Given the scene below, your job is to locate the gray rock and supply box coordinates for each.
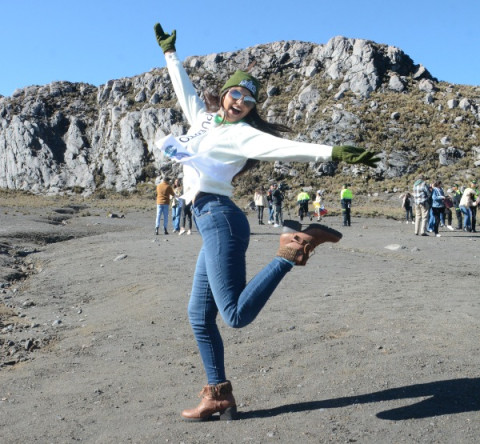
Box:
[418,78,437,92]
[425,93,434,104]
[266,86,279,97]
[440,136,451,145]
[447,99,459,109]
[391,112,401,120]
[437,147,465,166]
[134,90,147,102]
[297,85,320,111]
[382,151,413,178]
[304,65,318,77]
[388,75,405,92]
[459,98,471,111]
[334,90,345,100]
[413,64,433,80]
[385,244,404,251]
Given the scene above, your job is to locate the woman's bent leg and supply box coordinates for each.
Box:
[195,197,292,317]
[195,198,292,329]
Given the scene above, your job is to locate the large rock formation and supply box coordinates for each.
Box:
[1,36,479,195]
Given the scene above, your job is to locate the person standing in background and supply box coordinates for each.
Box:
[179,199,193,235]
[459,184,477,232]
[340,184,353,227]
[431,180,446,237]
[413,175,431,236]
[266,184,275,224]
[272,184,284,227]
[470,180,478,232]
[171,178,183,233]
[443,192,455,231]
[451,184,463,230]
[296,190,311,221]
[399,191,414,224]
[253,186,268,225]
[314,190,324,221]
[155,176,175,235]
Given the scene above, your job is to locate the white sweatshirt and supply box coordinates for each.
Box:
[158,52,333,203]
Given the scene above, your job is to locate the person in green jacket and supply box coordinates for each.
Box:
[451,184,463,230]
[340,184,353,226]
[296,190,311,221]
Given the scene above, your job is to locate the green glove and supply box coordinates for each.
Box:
[332,145,381,168]
[154,23,176,53]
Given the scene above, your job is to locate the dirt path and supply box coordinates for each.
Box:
[1,206,480,443]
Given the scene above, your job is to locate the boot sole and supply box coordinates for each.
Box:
[283,220,342,242]
[303,223,343,242]
[282,219,302,233]
[181,405,238,422]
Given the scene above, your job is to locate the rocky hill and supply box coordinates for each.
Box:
[1,36,479,197]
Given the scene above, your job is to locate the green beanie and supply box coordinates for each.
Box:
[220,70,260,101]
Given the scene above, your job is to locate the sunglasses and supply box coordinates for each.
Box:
[227,89,256,107]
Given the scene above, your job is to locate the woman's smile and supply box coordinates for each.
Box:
[221,87,254,122]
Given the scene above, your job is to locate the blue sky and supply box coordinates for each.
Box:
[1,0,479,97]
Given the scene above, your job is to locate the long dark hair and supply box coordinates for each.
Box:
[204,90,291,177]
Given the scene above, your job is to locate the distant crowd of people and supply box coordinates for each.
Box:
[252,184,331,227]
[156,178,343,235]
[155,175,479,238]
[155,176,192,236]
[404,176,479,237]
[253,183,286,227]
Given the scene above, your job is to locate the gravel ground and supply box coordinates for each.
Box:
[1,203,480,443]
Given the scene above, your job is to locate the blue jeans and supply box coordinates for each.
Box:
[274,204,283,225]
[405,206,413,222]
[460,206,471,230]
[268,205,274,222]
[427,208,435,231]
[155,204,169,229]
[172,204,182,231]
[190,194,293,384]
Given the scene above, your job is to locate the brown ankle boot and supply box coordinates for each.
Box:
[181,381,237,421]
[277,223,342,265]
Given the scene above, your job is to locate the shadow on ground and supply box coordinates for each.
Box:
[238,377,480,421]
